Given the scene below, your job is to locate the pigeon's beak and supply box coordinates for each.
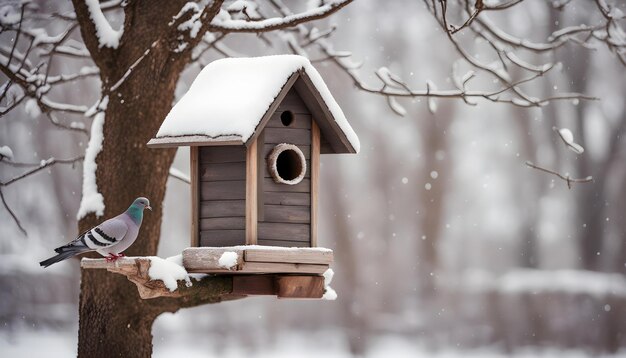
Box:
[146,205,152,211]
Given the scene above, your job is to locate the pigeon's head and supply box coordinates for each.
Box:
[132,197,152,211]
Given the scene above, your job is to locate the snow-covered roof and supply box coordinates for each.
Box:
[149,55,359,153]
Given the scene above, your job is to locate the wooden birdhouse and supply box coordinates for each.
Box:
[147,55,359,298]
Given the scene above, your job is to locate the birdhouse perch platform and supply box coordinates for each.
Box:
[81,246,333,300]
[182,246,333,274]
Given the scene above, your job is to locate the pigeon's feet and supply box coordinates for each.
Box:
[117,253,125,257]
[105,253,121,262]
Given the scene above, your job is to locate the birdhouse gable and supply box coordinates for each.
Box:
[147,55,359,154]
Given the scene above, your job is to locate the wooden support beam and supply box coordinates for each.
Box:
[233,275,325,299]
[191,146,199,247]
[276,276,325,299]
[311,121,320,247]
[232,275,275,296]
[245,139,258,245]
[241,261,328,275]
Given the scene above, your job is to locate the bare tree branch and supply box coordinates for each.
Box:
[1,155,84,187]
[0,186,27,236]
[525,161,593,189]
[208,0,353,33]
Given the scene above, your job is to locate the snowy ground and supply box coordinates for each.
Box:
[2,328,625,358]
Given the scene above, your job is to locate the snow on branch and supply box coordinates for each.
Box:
[1,155,84,187]
[77,98,108,220]
[0,6,93,133]
[109,41,157,92]
[0,152,84,236]
[209,0,353,33]
[84,0,123,49]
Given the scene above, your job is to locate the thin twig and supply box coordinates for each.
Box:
[0,187,27,236]
[525,161,593,189]
[1,155,84,186]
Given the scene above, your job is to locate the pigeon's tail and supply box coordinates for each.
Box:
[40,231,92,268]
[40,247,87,268]
[39,251,75,268]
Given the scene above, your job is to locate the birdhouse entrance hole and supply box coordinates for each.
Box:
[280,111,295,126]
[268,143,307,185]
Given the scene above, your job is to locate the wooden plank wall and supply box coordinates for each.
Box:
[198,146,247,246]
[259,90,313,247]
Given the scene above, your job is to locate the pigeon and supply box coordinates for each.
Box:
[40,197,151,268]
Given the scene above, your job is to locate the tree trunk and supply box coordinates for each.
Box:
[78,270,161,357]
[75,2,194,352]
[77,48,182,355]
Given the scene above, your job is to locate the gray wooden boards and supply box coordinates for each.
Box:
[258,96,313,247]
[182,246,333,275]
[199,146,247,246]
[244,71,357,154]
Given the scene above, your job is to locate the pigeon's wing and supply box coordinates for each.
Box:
[81,217,129,250]
[54,228,94,254]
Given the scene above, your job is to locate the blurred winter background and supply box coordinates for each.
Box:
[2,0,626,357]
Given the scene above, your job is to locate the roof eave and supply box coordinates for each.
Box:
[147,135,244,148]
[293,70,357,154]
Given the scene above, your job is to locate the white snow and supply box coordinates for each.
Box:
[387,96,407,116]
[24,99,41,118]
[0,145,13,160]
[322,268,337,300]
[77,105,107,220]
[217,251,239,269]
[70,121,86,129]
[85,0,123,49]
[227,0,261,19]
[322,286,337,300]
[556,127,584,154]
[110,42,156,92]
[323,268,334,286]
[10,327,626,358]
[155,55,359,152]
[165,254,184,266]
[173,2,203,39]
[169,167,191,184]
[558,127,573,143]
[426,80,438,114]
[148,256,192,292]
[0,4,20,25]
